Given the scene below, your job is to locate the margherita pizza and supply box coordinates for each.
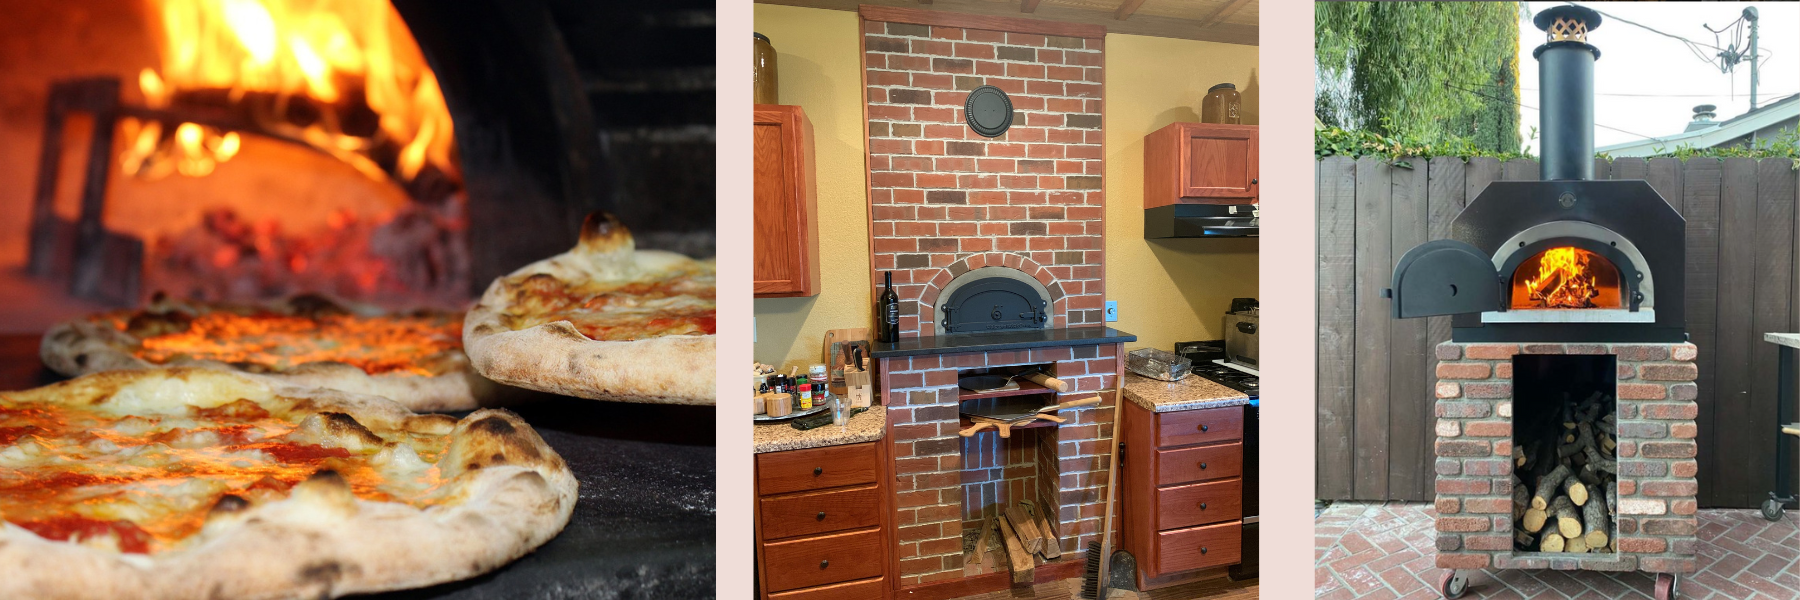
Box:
[0,368,575,599]
[464,212,715,404]
[41,294,490,412]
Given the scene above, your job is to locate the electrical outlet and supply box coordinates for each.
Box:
[1105,301,1119,322]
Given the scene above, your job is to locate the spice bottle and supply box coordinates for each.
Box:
[797,383,813,410]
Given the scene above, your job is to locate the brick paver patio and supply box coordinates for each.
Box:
[1315,503,1798,600]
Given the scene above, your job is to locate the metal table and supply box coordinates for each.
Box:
[1763,333,1800,521]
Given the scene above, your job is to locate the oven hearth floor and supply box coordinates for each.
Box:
[1316,503,1799,600]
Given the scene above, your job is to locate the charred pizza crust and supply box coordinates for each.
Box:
[464,213,715,405]
[40,295,493,412]
[0,368,576,600]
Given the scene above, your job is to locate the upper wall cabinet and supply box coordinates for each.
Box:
[754,104,821,298]
[1144,123,1259,207]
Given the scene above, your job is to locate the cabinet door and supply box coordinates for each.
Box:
[1180,124,1258,201]
[754,105,821,297]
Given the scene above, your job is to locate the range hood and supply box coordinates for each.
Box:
[1145,204,1258,238]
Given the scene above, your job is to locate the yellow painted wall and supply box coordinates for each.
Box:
[752,6,1261,368]
[1103,34,1260,353]
[753,5,872,372]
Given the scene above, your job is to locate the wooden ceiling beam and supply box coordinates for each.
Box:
[1021,0,1042,13]
[1197,0,1253,28]
[1114,0,1146,21]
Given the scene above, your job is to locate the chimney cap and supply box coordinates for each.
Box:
[1533,5,1603,34]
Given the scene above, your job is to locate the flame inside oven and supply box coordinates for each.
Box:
[123,0,458,186]
[1513,247,1622,310]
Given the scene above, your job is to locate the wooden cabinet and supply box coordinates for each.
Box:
[1143,122,1258,207]
[754,104,821,297]
[1120,400,1246,589]
[755,441,890,599]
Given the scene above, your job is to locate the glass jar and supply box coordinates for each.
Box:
[753,33,779,105]
[1201,83,1241,124]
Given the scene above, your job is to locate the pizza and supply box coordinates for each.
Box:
[464,212,715,404]
[40,294,491,412]
[0,368,575,599]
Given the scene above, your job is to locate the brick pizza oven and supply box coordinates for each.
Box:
[1387,7,1697,599]
[858,6,1131,593]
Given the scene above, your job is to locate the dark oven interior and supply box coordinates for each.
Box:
[1,0,714,335]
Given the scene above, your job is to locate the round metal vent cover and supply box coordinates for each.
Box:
[964,85,1013,137]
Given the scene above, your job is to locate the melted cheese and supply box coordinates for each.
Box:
[0,388,450,554]
[503,257,717,341]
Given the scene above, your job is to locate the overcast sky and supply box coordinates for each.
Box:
[1517,1,1798,150]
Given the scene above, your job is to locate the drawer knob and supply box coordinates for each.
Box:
[1199,502,1208,510]
[817,512,827,521]
[1200,547,1209,555]
[814,467,823,476]
[820,559,830,569]
[1200,424,1209,432]
[1199,462,1208,470]
[1251,179,1258,185]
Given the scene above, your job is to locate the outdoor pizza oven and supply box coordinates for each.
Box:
[1386,5,1685,344]
[1392,8,1700,597]
[1,0,712,331]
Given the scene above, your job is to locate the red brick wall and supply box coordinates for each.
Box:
[881,343,1121,585]
[862,18,1106,338]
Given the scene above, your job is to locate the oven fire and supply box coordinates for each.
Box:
[1517,247,1613,310]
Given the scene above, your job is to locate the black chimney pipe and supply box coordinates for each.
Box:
[1532,5,1602,181]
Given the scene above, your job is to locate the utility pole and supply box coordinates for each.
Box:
[1745,7,1759,109]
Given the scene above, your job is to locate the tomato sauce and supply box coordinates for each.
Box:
[14,516,154,554]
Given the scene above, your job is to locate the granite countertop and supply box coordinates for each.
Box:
[1121,372,1250,413]
[753,406,886,453]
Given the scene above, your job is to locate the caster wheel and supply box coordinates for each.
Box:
[1438,570,1469,599]
[1653,573,1680,600]
[1762,498,1786,522]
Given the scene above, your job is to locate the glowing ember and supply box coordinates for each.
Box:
[122,0,458,186]
[126,311,463,375]
[1522,247,1601,309]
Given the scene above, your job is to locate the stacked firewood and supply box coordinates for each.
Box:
[1511,391,1618,553]
[965,501,1063,583]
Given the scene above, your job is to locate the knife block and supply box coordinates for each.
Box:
[844,370,873,408]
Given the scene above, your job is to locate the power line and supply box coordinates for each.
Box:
[1446,81,1671,143]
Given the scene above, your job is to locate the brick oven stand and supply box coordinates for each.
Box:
[1432,342,1700,600]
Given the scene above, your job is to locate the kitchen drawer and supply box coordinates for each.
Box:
[1155,521,1242,574]
[759,485,883,540]
[762,528,886,593]
[757,442,879,496]
[1156,479,1242,531]
[1156,442,1242,486]
[1156,406,1243,448]
[767,577,886,600]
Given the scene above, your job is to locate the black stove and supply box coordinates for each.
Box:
[1174,340,1258,399]
[1191,361,1258,398]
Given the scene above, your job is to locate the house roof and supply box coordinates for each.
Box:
[1596,93,1799,157]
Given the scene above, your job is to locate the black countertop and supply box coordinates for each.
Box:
[868,327,1137,358]
[363,398,715,599]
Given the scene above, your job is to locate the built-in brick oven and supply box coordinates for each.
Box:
[1387,7,1697,598]
[859,5,1131,592]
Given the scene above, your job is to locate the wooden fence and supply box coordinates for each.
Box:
[1316,156,1800,508]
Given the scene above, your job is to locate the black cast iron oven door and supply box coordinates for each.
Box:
[1387,179,1685,343]
[941,277,1049,333]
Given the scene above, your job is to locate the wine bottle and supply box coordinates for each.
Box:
[878,271,900,342]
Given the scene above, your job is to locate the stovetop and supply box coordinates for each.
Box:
[1192,361,1258,399]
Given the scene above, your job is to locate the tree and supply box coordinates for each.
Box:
[1316,2,1522,152]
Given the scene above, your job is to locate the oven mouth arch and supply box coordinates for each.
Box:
[1488,220,1653,311]
[933,266,1054,336]
[1482,233,1651,324]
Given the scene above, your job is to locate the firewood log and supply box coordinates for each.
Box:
[1513,478,1532,520]
[1606,487,1617,516]
[1522,507,1549,533]
[1540,532,1565,552]
[1004,505,1045,555]
[996,516,1034,584]
[1566,477,1589,506]
[1515,445,1527,467]
[1582,484,1610,549]
[1584,445,1617,474]
[1566,535,1590,553]
[1515,528,1536,548]
[1533,464,1573,510]
[1552,495,1583,539]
